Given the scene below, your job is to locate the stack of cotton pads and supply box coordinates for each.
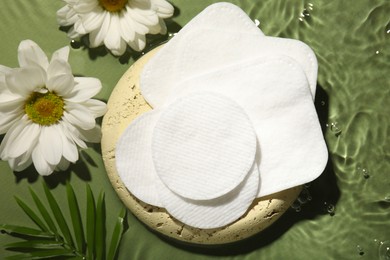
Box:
[115,2,328,229]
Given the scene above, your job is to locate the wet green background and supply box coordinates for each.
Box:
[0,0,389,259]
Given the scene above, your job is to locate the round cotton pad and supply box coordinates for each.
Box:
[158,162,260,229]
[152,92,257,200]
[115,109,163,207]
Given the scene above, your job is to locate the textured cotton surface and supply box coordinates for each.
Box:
[152,92,257,200]
[167,56,328,197]
[115,110,163,207]
[176,29,318,99]
[157,162,260,229]
[140,2,264,108]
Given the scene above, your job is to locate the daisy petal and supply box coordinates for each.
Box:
[148,19,165,34]
[73,0,98,13]
[76,125,102,143]
[89,12,110,47]
[57,5,74,26]
[153,0,175,18]
[57,157,71,171]
[0,65,12,75]
[128,7,158,26]
[9,153,33,172]
[0,93,24,111]
[74,19,88,35]
[119,14,136,42]
[104,14,127,55]
[68,26,84,39]
[123,8,149,35]
[8,122,40,158]
[5,67,46,96]
[51,46,70,62]
[81,8,105,32]
[47,59,72,79]
[0,111,22,135]
[47,74,74,96]
[32,143,55,176]
[58,122,79,162]
[82,99,107,117]
[18,40,49,70]
[39,125,63,165]
[65,77,102,102]
[0,119,26,159]
[64,103,95,130]
[128,33,146,52]
[61,120,88,149]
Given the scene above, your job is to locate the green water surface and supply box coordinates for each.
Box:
[0,0,389,259]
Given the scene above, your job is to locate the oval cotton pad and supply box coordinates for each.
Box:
[116,109,163,207]
[167,55,328,197]
[152,92,257,200]
[158,162,260,229]
[140,2,264,108]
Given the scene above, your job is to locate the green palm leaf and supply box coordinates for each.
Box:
[14,197,48,232]
[1,182,127,259]
[5,240,64,250]
[86,184,96,259]
[29,187,57,233]
[107,207,127,260]
[22,248,75,259]
[42,182,74,248]
[95,191,106,260]
[0,224,54,239]
[66,182,85,253]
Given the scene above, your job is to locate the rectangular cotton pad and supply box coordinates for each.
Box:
[140,2,264,108]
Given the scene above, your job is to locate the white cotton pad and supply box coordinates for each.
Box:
[115,109,163,207]
[158,162,260,229]
[140,2,264,108]
[167,55,328,197]
[151,92,257,200]
[176,29,318,99]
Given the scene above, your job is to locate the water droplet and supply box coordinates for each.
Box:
[298,189,311,204]
[324,202,335,216]
[376,50,380,55]
[254,19,260,27]
[299,3,314,22]
[356,245,365,256]
[357,166,370,179]
[70,40,82,49]
[328,122,342,136]
[379,241,390,260]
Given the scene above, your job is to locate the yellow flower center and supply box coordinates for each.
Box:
[99,0,128,12]
[24,91,64,126]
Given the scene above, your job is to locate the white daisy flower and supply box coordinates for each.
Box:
[0,40,107,176]
[57,0,174,56]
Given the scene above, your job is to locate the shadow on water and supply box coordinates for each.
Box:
[14,150,93,189]
[155,84,341,256]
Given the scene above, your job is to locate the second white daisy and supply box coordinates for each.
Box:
[57,0,174,56]
[0,40,107,176]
